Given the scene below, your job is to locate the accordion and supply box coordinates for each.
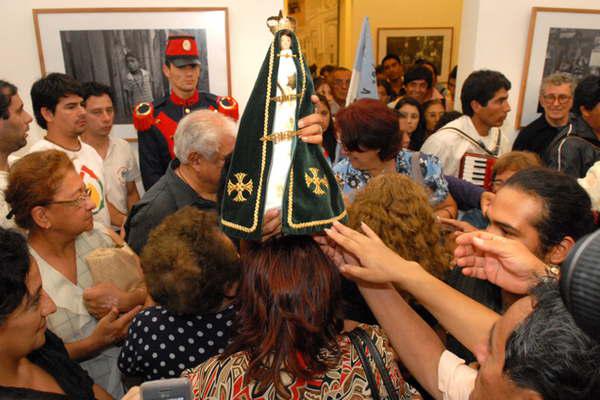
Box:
[458,152,496,191]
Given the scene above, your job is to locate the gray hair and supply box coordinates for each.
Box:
[540,72,575,96]
[173,110,236,163]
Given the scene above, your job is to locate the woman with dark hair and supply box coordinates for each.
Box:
[119,207,240,380]
[183,235,420,399]
[0,227,111,399]
[417,99,446,148]
[393,97,425,150]
[5,150,145,398]
[317,94,337,163]
[333,98,456,218]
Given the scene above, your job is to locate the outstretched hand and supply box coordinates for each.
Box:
[320,221,419,284]
[454,231,547,294]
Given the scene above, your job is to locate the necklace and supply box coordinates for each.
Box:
[44,136,82,152]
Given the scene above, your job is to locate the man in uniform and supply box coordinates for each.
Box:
[134,35,238,190]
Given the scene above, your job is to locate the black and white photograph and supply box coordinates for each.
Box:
[33,7,230,140]
[386,35,444,74]
[60,29,209,124]
[542,28,600,81]
[377,27,453,81]
[517,8,600,128]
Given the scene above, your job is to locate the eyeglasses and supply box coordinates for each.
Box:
[542,94,572,104]
[47,186,92,208]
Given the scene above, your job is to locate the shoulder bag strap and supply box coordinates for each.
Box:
[354,328,399,400]
[348,329,381,400]
[410,152,425,186]
[439,127,496,156]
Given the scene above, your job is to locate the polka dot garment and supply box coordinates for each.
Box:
[118,304,235,380]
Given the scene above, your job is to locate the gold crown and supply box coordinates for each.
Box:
[266,10,296,34]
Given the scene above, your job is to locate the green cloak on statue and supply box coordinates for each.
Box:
[220,26,347,240]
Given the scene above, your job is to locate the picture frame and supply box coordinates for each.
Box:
[33,7,231,142]
[516,7,600,129]
[377,27,453,82]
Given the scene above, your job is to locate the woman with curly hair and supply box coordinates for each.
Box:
[348,174,451,280]
[118,207,240,381]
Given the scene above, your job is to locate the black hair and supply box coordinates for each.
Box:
[381,54,401,66]
[0,228,32,325]
[125,52,139,61]
[319,65,336,77]
[573,75,600,116]
[433,111,463,132]
[403,65,433,88]
[375,64,384,75]
[317,94,336,163]
[30,73,83,130]
[415,58,438,77]
[504,168,595,254]
[449,65,457,80]
[504,279,600,399]
[460,70,511,117]
[393,96,422,115]
[81,81,116,105]
[0,80,17,120]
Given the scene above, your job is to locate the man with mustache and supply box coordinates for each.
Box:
[421,70,512,177]
[28,73,111,228]
[0,80,33,228]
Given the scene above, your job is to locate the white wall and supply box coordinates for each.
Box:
[0,0,282,148]
[457,0,600,132]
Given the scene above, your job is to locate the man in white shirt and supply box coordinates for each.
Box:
[81,82,140,231]
[421,70,512,176]
[0,80,33,228]
[29,73,110,228]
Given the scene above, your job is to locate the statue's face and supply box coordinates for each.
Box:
[280,35,292,50]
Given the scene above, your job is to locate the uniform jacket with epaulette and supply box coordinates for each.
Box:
[136,90,219,190]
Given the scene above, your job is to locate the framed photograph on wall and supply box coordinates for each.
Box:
[377,27,453,82]
[33,7,231,141]
[516,7,600,128]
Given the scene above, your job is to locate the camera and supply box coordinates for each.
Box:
[560,228,600,340]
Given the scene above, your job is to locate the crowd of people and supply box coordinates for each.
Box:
[0,27,599,400]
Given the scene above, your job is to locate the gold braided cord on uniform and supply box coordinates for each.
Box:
[286,40,347,229]
[260,130,302,143]
[270,92,304,103]
[221,41,275,233]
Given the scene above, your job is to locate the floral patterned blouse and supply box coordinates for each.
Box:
[333,150,449,205]
[182,324,421,399]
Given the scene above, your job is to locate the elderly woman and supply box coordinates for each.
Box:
[5,149,145,398]
[0,227,112,399]
[183,235,421,399]
[333,98,456,218]
[119,207,240,380]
